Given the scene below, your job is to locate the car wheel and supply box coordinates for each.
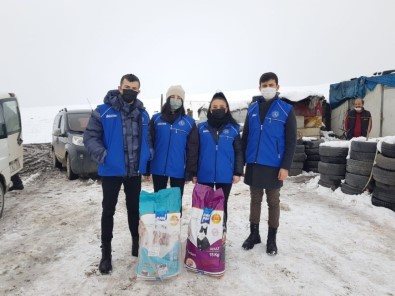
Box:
[52,149,62,169]
[66,155,78,180]
[0,183,4,219]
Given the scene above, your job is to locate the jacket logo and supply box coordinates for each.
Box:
[106,114,117,118]
[252,114,257,117]
[158,122,167,125]
[223,129,229,134]
[179,120,185,126]
[272,111,279,118]
[203,130,210,133]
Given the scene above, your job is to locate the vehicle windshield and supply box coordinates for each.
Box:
[67,113,91,132]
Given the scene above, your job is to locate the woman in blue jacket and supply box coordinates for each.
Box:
[192,92,244,230]
[149,85,199,212]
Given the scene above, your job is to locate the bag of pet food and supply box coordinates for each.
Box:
[136,187,181,280]
[184,183,225,276]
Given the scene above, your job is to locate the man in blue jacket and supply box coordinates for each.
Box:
[84,73,152,274]
[242,72,297,255]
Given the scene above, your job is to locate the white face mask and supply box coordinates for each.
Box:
[260,87,277,100]
[354,107,362,112]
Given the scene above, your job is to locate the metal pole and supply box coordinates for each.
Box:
[380,85,384,137]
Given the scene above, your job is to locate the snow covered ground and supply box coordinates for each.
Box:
[1,105,394,295]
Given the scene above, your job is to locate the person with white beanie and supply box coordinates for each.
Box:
[149,85,199,213]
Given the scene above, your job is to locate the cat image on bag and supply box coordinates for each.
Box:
[197,224,210,250]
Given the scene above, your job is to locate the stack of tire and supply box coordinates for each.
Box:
[341,141,376,195]
[318,144,348,190]
[290,144,307,176]
[372,141,395,211]
[303,139,323,173]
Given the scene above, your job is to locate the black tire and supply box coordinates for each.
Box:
[375,153,395,171]
[306,154,320,161]
[318,179,338,190]
[320,155,347,164]
[344,172,371,189]
[66,155,78,180]
[346,159,373,176]
[290,161,304,169]
[0,183,4,219]
[372,187,395,203]
[292,153,307,162]
[372,166,395,186]
[341,182,363,195]
[371,196,395,211]
[350,141,377,153]
[374,181,395,191]
[381,141,395,158]
[319,146,349,157]
[305,148,319,155]
[303,139,324,148]
[52,149,62,169]
[320,173,344,183]
[318,162,346,175]
[349,150,376,162]
[295,145,305,153]
[289,168,303,176]
[304,160,319,168]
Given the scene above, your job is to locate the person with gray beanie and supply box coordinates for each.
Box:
[149,85,199,213]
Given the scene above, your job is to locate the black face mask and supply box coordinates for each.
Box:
[211,108,226,119]
[122,89,138,104]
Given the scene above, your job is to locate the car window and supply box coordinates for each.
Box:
[67,113,91,132]
[0,104,6,139]
[3,100,21,135]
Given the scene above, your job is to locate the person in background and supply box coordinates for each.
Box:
[83,73,152,274]
[242,72,297,255]
[345,98,372,139]
[192,92,244,231]
[149,85,198,212]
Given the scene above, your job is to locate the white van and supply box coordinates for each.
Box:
[0,92,24,218]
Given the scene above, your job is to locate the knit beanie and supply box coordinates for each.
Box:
[166,85,185,101]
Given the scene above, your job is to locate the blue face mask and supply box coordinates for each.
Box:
[169,98,183,110]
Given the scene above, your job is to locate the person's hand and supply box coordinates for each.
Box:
[232,175,240,184]
[278,168,289,181]
[192,177,197,184]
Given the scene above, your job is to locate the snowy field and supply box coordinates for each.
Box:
[0,105,394,296]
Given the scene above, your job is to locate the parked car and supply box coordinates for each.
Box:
[0,92,24,218]
[51,108,97,180]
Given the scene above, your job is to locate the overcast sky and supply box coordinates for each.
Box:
[1,0,395,108]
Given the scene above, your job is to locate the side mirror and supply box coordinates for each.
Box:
[53,128,62,136]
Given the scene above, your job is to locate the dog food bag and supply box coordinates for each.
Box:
[136,187,181,280]
[184,184,225,276]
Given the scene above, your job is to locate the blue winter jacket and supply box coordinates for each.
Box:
[245,98,292,167]
[83,90,151,176]
[197,121,240,183]
[150,113,195,178]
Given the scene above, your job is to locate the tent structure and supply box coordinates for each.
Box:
[329,73,395,138]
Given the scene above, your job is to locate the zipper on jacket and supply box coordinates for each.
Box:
[163,124,172,175]
[254,124,264,163]
[215,143,218,183]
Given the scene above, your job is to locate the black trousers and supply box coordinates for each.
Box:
[199,182,232,227]
[101,176,141,243]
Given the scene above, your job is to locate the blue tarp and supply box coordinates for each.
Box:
[329,74,395,109]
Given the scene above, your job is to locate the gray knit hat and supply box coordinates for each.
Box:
[166,85,185,101]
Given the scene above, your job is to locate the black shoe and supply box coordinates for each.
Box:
[242,223,261,250]
[9,184,24,191]
[99,242,112,274]
[266,227,278,256]
[132,236,139,257]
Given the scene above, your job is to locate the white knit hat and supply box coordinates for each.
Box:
[166,85,185,101]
